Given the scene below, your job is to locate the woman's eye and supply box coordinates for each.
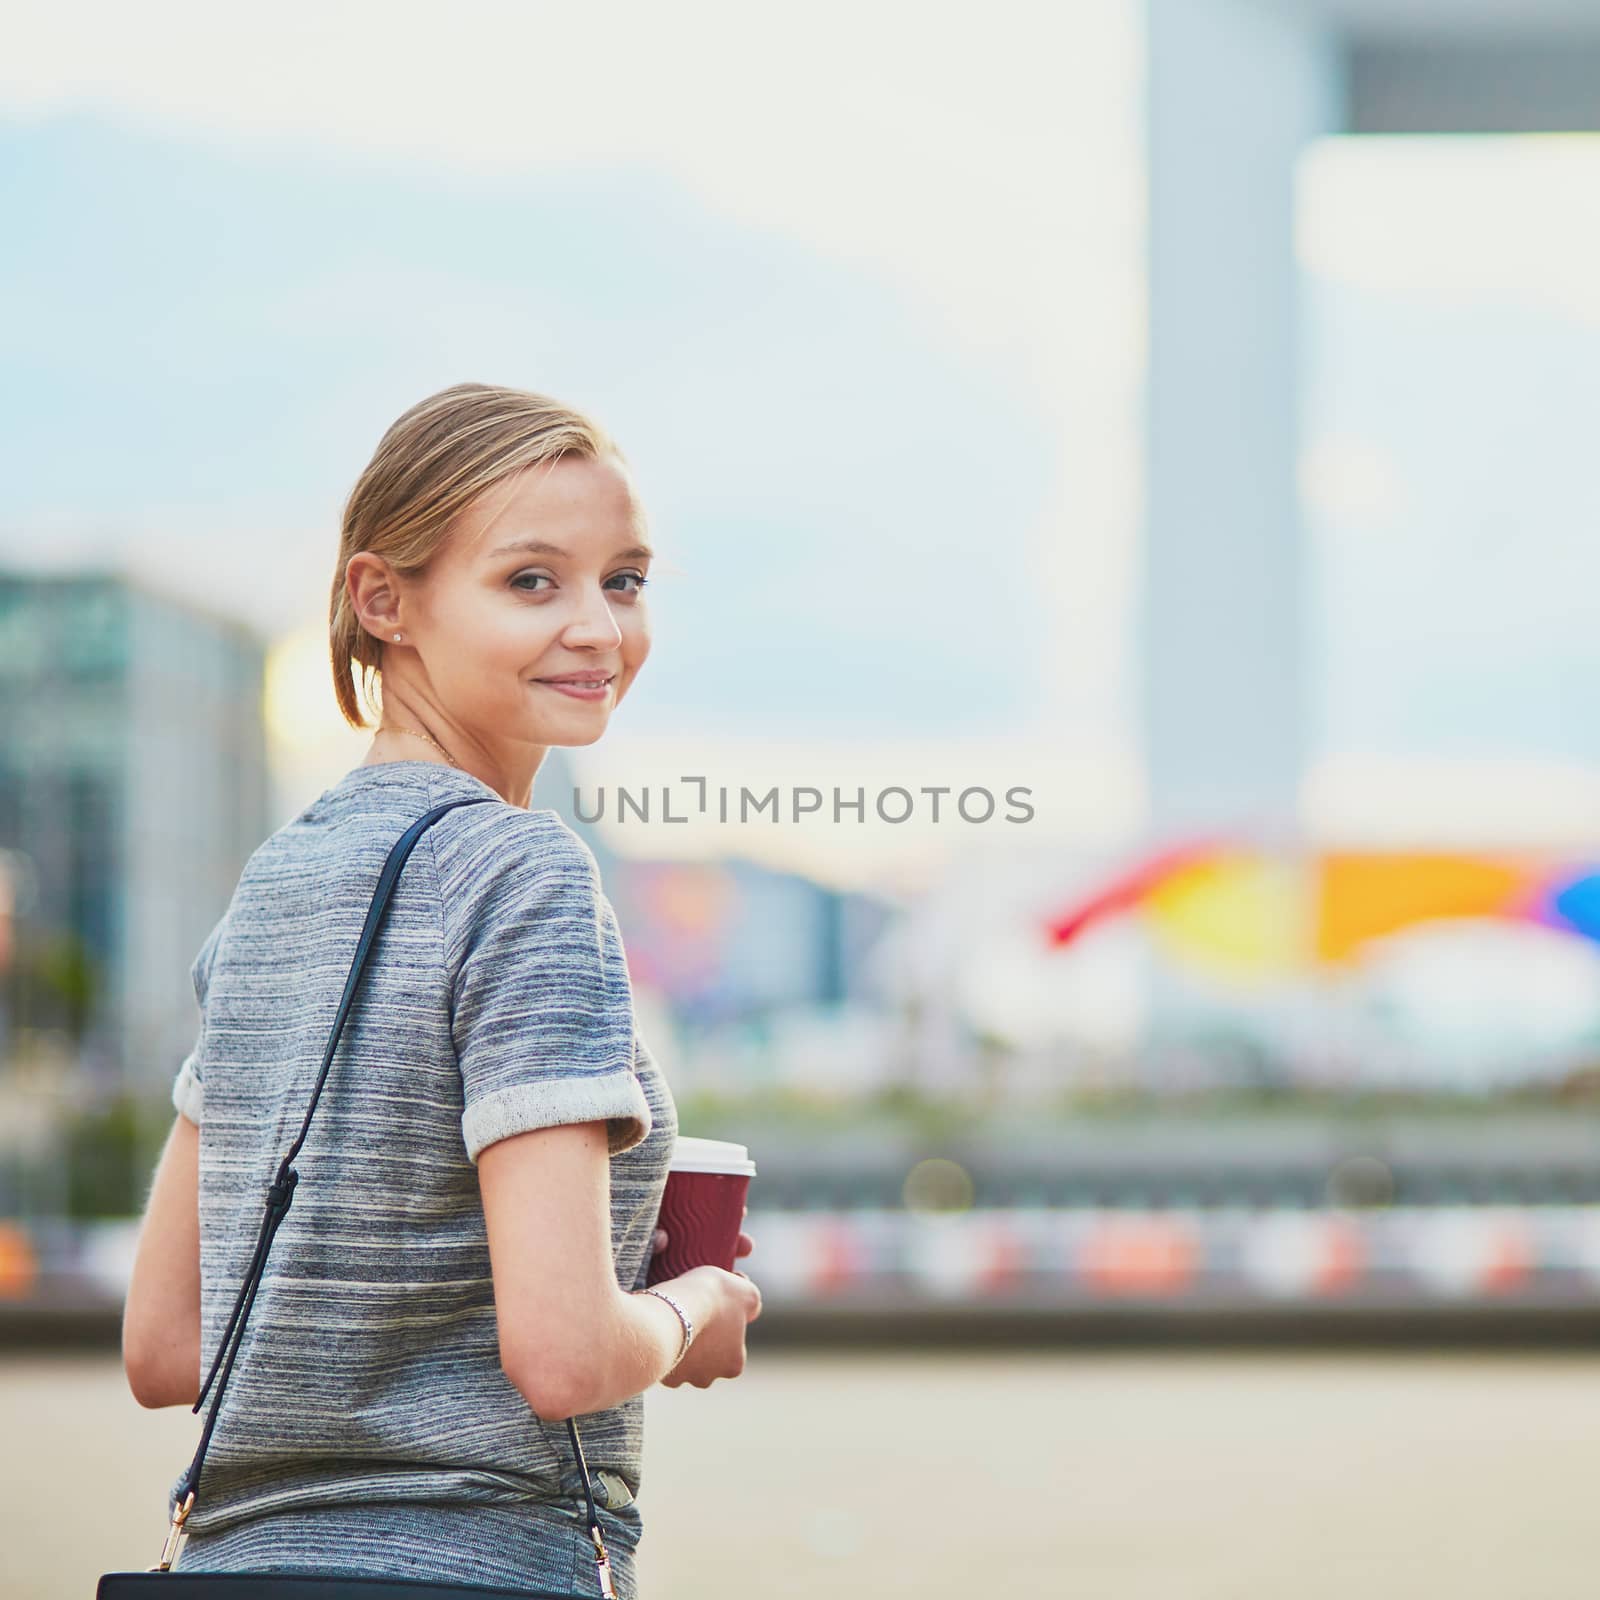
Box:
[511,570,648,596]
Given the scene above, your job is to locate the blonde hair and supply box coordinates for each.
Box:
[329,382,622,729]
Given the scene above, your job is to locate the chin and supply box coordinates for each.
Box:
[540,720,610,748]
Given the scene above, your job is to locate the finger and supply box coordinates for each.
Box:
[735,1232,754,1257]
[652,1228,669,1252]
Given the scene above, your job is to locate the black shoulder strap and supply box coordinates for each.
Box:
[177,796,498,1507]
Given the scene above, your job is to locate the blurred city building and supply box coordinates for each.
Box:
[529,750,901,1098]
[1144,0,1600,843]
[0,570,269,1118]
[606,855,896,1098]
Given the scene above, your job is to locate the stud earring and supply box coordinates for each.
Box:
[393,633,402,642]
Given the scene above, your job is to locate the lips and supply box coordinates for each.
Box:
[537,673,614,685]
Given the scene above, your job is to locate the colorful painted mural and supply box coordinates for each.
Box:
[1045,847,1600,979]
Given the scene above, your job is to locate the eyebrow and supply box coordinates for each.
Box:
[487,538,655,562]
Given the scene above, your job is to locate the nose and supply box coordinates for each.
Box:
[561,581,625,650]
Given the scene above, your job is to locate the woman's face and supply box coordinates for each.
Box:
[396,451,653,754]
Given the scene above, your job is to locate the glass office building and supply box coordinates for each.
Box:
[0,571,269,1102]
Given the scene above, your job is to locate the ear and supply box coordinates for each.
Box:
[345,551,404,644]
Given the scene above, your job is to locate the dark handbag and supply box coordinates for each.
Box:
[99,796,623,1599]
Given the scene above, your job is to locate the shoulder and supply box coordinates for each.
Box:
[427,799,599,895]
[426,802,608,963]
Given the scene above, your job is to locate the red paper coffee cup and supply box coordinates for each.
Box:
[647,1136,756,1285]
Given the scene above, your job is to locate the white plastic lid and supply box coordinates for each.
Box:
[669,1135,757,1176]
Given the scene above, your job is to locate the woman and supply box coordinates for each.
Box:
[120,382,763,1598]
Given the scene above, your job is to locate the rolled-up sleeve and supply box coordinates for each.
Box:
[171,913,227,1127]
[448,820,650,1164]
[171,1048,205,1126]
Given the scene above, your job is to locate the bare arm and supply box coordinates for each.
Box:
[122,1111,203,1409]
[479,1119,729,1420]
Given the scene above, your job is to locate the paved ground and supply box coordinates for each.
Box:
[7,1348,1597,1597]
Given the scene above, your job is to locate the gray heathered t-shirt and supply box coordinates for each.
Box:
[165,759,677,1540]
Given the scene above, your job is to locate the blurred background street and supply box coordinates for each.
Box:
[6,0,1600,1593]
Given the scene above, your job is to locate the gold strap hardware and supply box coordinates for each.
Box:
[589,1523,617,1599]
[149,1489,195,1571]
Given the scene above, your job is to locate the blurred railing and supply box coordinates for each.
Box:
[6,1200,1600,1346]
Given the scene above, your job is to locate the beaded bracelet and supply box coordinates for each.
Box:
[635,1286,695,1368]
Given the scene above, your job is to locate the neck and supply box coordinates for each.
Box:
[364,727,543,810]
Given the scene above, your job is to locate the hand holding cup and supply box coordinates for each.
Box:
[651,1208,754,1266]
[646,1138,760,1391]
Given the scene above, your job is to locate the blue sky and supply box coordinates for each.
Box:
[4,25,1598,858]
[0,3,1143,879]
[0,113,1062,743]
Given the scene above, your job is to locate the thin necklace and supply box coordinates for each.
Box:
[380,723,461,769]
